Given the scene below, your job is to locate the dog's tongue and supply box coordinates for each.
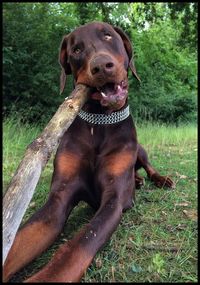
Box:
[91,83,128,109]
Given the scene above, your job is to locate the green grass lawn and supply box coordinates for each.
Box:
[3,118,197,283]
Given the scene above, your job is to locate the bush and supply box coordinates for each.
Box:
[128,20,197,124]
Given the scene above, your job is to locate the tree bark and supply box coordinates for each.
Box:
[3,84,91,264]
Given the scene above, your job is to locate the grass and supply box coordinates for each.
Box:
[3,118,197,283]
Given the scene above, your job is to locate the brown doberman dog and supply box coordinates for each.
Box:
[3,22,174,282]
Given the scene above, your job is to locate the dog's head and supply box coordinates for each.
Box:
[59,22,140,110]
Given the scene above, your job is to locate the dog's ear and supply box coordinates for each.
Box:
[113,26,141,83]
[59,35,72,94]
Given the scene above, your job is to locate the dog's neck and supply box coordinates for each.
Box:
[82,98,128,115]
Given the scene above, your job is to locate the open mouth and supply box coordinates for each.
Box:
[91,80,128,109]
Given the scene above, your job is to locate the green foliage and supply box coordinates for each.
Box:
[3,3,197,125]
[167,2,198,51]
[3,3,76,124]
[148,253,166,275]
[128,19,197,124]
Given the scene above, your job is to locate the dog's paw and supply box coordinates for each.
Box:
[151,173,175,189]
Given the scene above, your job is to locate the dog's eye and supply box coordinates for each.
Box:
[104,34,112,41]
[73,47,81,54]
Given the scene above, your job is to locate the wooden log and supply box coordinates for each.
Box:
[3,84,91,264]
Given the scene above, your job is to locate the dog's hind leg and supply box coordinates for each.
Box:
[135,144,174,188]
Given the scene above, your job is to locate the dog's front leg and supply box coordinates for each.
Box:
[24,193,124,283]
[24,148,135,283]
[3,149,85,282]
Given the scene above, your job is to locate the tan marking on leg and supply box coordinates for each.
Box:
[3,221,58,282]
[24,230,94,282]
[56,152,81,177]
[105,151,133,175]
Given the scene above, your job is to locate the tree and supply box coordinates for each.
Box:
[167,2,197,51]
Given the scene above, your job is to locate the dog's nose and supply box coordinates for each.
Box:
[90,56,116,76]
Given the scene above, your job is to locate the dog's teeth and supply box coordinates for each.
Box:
[101,92,107,97]
[117,85,121,90]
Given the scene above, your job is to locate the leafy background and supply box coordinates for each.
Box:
[3,3,197,124]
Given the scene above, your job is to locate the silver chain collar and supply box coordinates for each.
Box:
[78,105,130,125]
